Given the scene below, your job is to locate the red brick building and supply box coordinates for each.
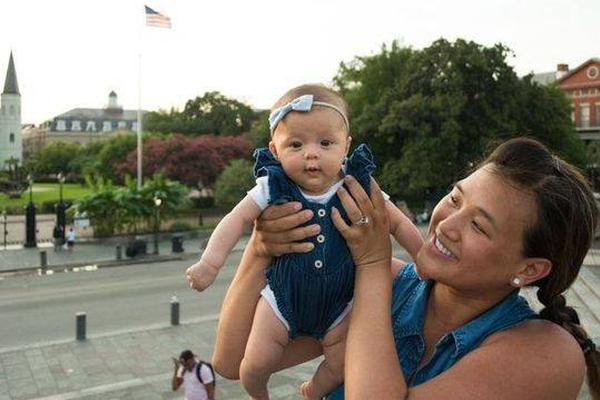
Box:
[559,59,600,140]
[533,58,600,141]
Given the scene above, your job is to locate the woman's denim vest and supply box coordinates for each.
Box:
[328,264,536,399]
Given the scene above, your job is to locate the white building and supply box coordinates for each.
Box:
[0,52,22,169]
[31,91,148,146]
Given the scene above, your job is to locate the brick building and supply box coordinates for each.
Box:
[534,58,600,141]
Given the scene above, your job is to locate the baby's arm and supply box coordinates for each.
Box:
[186,194,262,291]
[386,201,424,262]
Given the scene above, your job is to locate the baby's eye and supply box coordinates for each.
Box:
[320,140,333,147]
[290,141,302,149]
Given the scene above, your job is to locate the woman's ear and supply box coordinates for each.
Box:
[268,141,280,160]
[517,258,552,286]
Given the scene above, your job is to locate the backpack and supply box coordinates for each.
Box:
[195,360,216,387]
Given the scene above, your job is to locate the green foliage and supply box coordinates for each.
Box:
[335,38,584,196]
[169,221,194,232]
[249,111,270,148]
[214,159,255,206]
[144,91,259,136]
[76,174,189,237]
[29,142,81,175]
[96,134,138,181]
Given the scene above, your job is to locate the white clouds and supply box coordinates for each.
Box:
[0,0,597,123]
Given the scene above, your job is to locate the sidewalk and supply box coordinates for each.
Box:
[0,233,219,273]
[0,317,318,400]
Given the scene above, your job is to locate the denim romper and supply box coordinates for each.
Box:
[253,144,376,340]
[327,264,537,399]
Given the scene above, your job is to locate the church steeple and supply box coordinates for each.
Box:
[2,52,20,95]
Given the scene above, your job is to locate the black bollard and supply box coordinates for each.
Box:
[171,296,180,326]
[116,245,122,260]
[76,312,86,341]
[40,251,47,269]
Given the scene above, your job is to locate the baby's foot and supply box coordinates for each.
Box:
[185,261,218,291]
[300,381,322,400]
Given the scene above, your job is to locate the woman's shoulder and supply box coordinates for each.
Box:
[482,319,585,391]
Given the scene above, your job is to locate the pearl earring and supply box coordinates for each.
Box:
[511,276,523,287]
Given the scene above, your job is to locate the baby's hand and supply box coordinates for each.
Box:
[185,260,219,292]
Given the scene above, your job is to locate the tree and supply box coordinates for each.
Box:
[214,159,255,206]
[114,134,252,188]
[144,92,259,136]
[334,38,585,196]
[249,110,270,148]
[182,91,257,135]
[29,142,80,175]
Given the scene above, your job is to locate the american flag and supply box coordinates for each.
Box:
[145,6,172,29]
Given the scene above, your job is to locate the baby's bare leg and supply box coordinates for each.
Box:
[240,297,290,400]
[300,316,349,400]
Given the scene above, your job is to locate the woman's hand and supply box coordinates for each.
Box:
[332,176,391,269]
[252,201,319,258]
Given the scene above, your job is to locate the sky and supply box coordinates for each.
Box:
[0,0,598,125]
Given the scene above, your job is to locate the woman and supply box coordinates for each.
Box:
[212,137,600,399]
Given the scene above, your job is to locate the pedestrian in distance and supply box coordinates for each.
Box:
[172,350,216,400]
[65,227,75,252]
[186,84,423,400]
[213,137,600,400]
[52,224,63,252]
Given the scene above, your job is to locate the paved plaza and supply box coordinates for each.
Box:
[1,226,599,399]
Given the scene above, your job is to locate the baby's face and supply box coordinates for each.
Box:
[270,108,350,195]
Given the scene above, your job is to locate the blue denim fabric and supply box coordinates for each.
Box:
[327,264,537,399]
[253,144,376,340]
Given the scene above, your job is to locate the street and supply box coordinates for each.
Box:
[0,252,242,350]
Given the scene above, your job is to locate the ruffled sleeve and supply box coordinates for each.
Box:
[252,147,296,205]
[344,143,376,194]
[253,148,281,178]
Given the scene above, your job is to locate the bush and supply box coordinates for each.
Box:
[192,197,214,209]
[169,221,194,232]
[214,159,255,206]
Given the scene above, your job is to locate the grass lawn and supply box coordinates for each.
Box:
[0,183,93,210]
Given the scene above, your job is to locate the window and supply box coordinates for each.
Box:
[596,103,600,127]
[132,122,138,131]
[103,121,112,132]
[118,121,127,129]
[9,133,14,143]
[86,121,96,132]
[581,104,590,128]
[9,105,14,115]
[71,121,81,131]
[56,120,67,131]
[587,66,599,80]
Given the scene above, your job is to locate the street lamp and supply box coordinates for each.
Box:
[56,172,67,243]
[153,195,162,255]
[24,174,37,248]
[1,210,7,249]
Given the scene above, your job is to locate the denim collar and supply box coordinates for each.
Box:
[393,272,534,359]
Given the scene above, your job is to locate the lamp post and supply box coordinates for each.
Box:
[24,174,37,248]
[153,195,162,255]
[2,210,7,249]
[56,172,67,243]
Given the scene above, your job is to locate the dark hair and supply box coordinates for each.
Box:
[179,350,194,361]
[483,137,600,398]
[271,84,349,132]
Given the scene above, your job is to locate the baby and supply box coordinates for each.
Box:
[186,84,423,400]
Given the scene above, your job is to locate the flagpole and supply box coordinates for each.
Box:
[137,52,142,191]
